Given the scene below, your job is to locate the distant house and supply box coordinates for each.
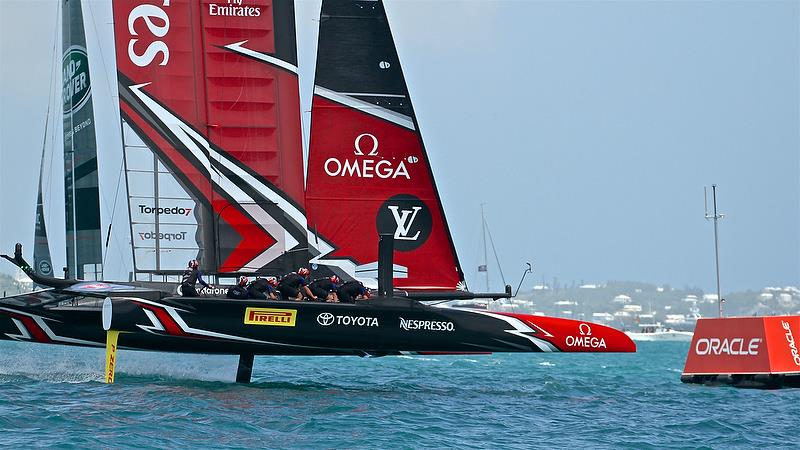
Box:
[702,294,718,303]
[592,312,614,322]
[682,295,698,304]
[554,300,577,306]
[623,304,642,312]
[613,295,631,304]
[579,284,598,289]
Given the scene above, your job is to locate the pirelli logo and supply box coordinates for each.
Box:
[244,308,297,327]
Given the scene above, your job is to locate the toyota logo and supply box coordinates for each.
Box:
[317,312,334,326]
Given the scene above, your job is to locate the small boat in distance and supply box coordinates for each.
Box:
[625,323,693,342]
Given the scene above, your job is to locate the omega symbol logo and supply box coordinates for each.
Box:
[317,312,334,326]
[579,323,592,336]
[376,194,432,252]
[354,133,379,156]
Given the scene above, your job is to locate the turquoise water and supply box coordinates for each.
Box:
[0,341,798,449]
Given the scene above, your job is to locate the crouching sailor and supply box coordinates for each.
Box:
[277,268,317,301]
[309,275,340,302]
[336,280,369,303]
[181,259,211,297]
[247,277,278,300]
[226,276,250,300]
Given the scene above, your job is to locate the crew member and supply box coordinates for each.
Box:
[180,259,210,297]
[277,267,316,301]
[247,277,278,300]
[336,280,369,303]
[226,276,250,300]
[309,275,340,302]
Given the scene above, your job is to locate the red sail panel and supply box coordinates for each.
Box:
[200,0,303,202]
[305,0,463,291]
[113,0,306,277]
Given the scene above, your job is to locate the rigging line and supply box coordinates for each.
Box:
[85,0,119,120]
[43,0,62,236]
[484,215,506,286]
[102,162,126,258]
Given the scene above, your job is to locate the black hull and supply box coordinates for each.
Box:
[0,290,635,356]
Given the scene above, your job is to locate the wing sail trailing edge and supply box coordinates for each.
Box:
[305,0,465,291]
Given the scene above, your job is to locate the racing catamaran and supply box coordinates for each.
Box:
[0,0,635,383]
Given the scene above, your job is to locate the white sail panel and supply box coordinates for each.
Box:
[122,121,201,281]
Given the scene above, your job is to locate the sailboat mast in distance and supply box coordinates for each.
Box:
[481,204,489,292]
[704,184,725,317]
[113,0,307,281]
[62,0,103,281]
[305,0,465,291]
[34,144,53,279]
[34,11,60,282]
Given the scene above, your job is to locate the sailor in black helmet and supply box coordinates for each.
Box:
[277,267,316,301]
[180,259,210,297]
[336,280,369,303]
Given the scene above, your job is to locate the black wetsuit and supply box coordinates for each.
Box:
[309,278,338,301]
[277,273,307,299]
[226,285,249,299]
[180,268,208,297]
[247,278,276,300]
[336,281,366,303]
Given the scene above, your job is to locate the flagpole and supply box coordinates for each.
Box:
[704,185,725,317]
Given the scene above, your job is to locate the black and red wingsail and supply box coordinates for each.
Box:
[305,0,465,291]
[113,0,307,279]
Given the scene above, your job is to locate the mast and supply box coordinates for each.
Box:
[481,203,489,292]
[704,184,725,317]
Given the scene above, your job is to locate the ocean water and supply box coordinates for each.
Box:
[0,341,798,449]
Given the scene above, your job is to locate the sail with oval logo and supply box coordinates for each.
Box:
[111,0,307,280]
[34,139,54,281]
[63,0,103,280]
[305,0,465,291]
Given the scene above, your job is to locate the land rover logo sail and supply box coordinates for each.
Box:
[62,46,91,114]
[38,260,52,276]
[376,194,432,251]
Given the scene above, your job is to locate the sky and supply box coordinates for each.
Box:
[0,0,798,294]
